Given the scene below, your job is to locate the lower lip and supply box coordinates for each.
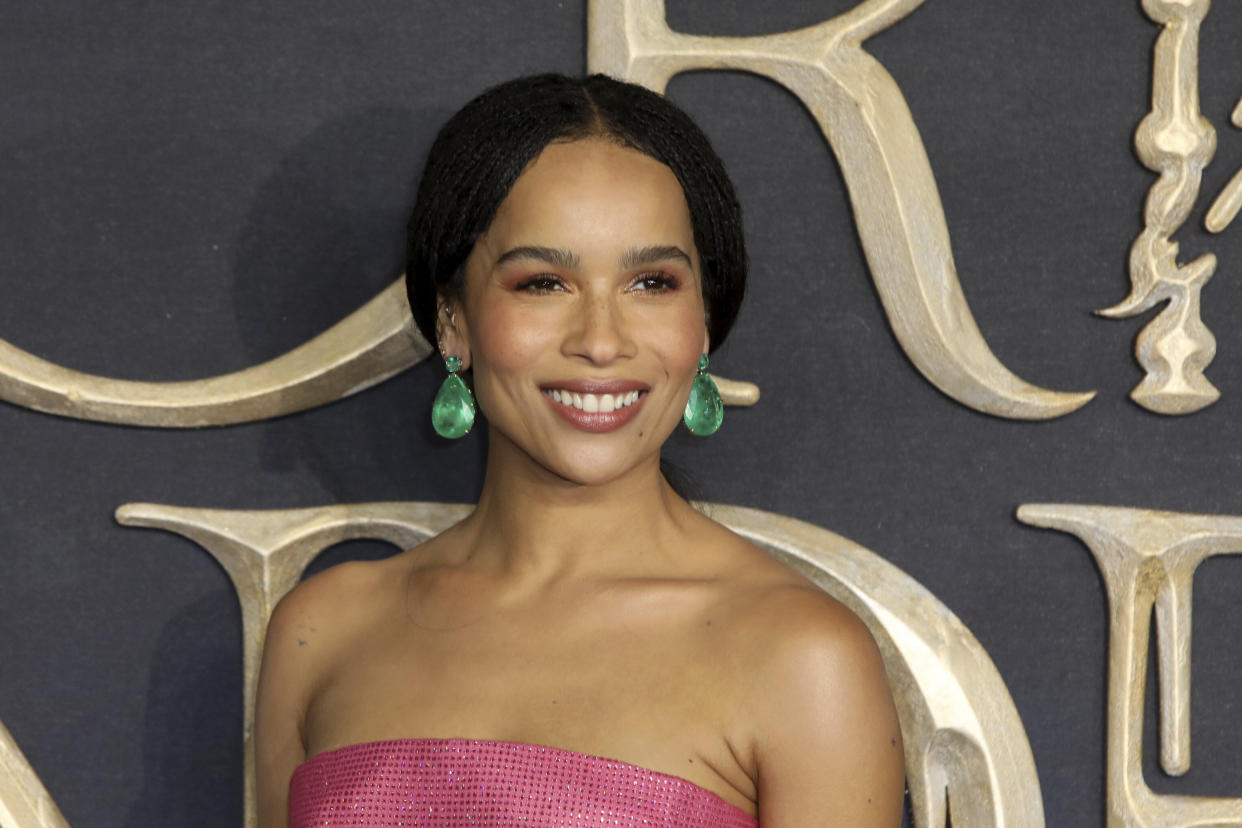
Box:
[544,393,646,433]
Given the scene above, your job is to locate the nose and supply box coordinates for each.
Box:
[563,293,636,365]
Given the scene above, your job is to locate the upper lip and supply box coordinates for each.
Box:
[539,379,650,394]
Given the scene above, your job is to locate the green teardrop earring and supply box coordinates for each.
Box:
[683,354,723,436]
[431,354,476,439]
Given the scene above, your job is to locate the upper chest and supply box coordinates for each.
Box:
[300,577,760,806]
[313,580,742,721]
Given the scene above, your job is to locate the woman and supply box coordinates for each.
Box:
[255,73,904,827]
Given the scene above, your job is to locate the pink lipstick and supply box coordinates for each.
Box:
[540,380,649,433]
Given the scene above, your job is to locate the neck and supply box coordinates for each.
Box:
[452,430,697,583]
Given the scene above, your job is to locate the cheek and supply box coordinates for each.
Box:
[663,304,708,371]
[468,302,549,384]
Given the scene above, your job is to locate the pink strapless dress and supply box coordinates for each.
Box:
[289,737,757,827]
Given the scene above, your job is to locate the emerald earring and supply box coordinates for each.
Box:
[683,354,723,436]
[431,354,475,439]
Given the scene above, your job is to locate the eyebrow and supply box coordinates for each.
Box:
[620,245,693,270]
[494,245,580,270]
[493,244,694,272]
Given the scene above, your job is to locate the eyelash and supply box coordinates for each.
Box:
[514,272,681,294]
[630,271,680,293]
[514,275,566,293]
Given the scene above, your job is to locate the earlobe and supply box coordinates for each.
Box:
[436,301,471,371]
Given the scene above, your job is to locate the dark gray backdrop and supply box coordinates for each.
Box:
[2,1,1240,825]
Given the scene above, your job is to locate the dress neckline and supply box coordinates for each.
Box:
[297,736,756,821]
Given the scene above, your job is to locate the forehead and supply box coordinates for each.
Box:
[479,137,696,258]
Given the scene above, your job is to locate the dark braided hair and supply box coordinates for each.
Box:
[406,73,747,351]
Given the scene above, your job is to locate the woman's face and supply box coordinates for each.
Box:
[444,136,708,487]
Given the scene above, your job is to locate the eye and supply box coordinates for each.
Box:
[628,271,681,293]
[514,274,567,293]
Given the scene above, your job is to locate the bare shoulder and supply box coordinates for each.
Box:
[694,517,896,738]
[691,513,866,636]
[717,552,886,700]
[701,530,906,825]
[259,560,386,716]
[269,557,394,641]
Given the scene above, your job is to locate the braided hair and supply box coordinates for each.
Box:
[406,73,747,352]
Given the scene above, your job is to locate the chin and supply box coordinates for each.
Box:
[545,460,644,489]
[535,444,660,489]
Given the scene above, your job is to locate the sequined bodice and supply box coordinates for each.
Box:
[289,737,757,827]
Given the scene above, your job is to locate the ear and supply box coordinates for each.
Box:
[436,298,471,371]
[701,325,711,359]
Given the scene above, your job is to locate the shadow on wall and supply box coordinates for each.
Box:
[123,589,242,827]
[228,105,488,503]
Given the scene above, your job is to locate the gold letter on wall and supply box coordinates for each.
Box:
[1098,0,1219,415]
[1205,94,1242,234]
[0,721,68,828]
[1018,504,1242,827]
[588,0,1095,420]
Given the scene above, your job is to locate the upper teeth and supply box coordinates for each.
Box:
[546,389,641,413]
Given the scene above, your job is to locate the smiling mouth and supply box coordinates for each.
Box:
[543,389,644,413]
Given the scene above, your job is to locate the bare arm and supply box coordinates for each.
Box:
[254,590,317,828]
[749,592,905,826]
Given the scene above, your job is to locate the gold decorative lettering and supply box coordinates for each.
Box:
[0,278,428,426]
[1098,0,1219,415]
[1017,504,1242,826]
[1205,93,1242,234]
[0,720,68,828]
[588,0,1095,420]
